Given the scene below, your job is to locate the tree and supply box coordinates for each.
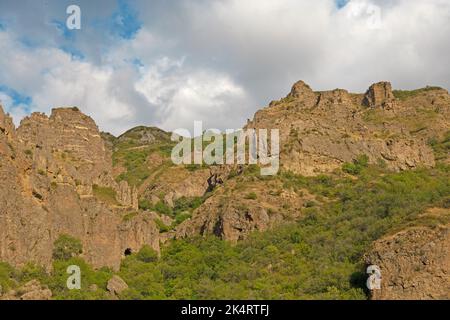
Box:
[53,235,83,261]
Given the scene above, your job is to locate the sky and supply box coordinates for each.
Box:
[0,0,449,135]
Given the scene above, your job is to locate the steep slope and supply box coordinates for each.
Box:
[365,208,450,300]
[172,81,449,242]
[246,81,449,175]
[0,106,159,270]
[0,79,449,300]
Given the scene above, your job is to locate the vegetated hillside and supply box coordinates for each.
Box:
[0,80,449,300]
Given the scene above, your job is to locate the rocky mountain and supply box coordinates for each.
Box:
[0,107,159,270]
[246,81,448,175]
[364,207,449,300]
[0,80,449,300]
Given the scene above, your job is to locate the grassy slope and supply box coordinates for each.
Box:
[2,159,448,300]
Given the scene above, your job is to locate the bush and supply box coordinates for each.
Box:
[53,235,83,261]
[245,192,258,200]
[342,155,369,175]
[138,198,152,211]
[137,246,159,263]
[0,262,17,292]
[153,201,173,216]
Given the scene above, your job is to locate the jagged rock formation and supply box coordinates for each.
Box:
[247,80,449,176]
[17,108,138,208]
[0,80,449,298]
[365,209,450,300]
[362,81,397,109]
[0,106,159,270]
[171,168,317,242]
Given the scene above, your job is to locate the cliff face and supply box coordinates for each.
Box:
[247,81,449,176]
[0,80,449,300]
[365,209,450,300]
[0,106,158,270]
[171,81,449,243]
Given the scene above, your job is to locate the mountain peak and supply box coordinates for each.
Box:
[363,81,396,108]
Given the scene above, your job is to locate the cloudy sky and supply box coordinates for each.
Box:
[0,0,449,135]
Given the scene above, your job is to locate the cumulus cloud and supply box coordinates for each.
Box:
[0,0,449,135]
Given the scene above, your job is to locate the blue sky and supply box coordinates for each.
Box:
[336,0,350,9]
[0,0,449,135]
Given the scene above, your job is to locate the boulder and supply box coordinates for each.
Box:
[363,81,396,109]
[107,275,129,296]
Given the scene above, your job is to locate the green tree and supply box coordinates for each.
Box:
[53,235,83,261]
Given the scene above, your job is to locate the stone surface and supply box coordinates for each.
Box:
[246,80,448,176]
[173,175,315,242]
[107,275,129,296]
[362,81,396,109]
[0,106,159,271]
[0,280,52,300]
[365,218,450,300]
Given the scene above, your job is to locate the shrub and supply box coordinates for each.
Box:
[245,192,257,200]
[0,262,17,292]
[342,155,369,175]
[137,246,159,263]
[153,201,173,216]
[155,219,170,233]
[53,235,83,261]
[138,198,152,211]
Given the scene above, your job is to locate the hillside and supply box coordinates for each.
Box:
[0,80,449,300]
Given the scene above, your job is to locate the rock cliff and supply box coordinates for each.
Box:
[0,106,158,270]
[365,209,449,300]
[247,81,449,176]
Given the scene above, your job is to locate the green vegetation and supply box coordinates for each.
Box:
[112,128,175,187]
[155,219,170,233]
[153,201,173,216]
[245,192,258,200]
[138,198,152,211]
[146,196,209,232]
[429,131,450,162]
[342,155,369,175]
[393,86,442,101]
[1,162,448,300]
[52,235,83,261]
[122,211,139,222]
[92,185,118,205]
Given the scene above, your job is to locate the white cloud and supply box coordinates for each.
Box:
[135,58,252,131]
[0,0,449,135]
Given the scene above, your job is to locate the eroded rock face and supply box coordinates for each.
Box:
[246,80,447,176]
[107,275,129,297]
[173,177,314,242]
[363,81,396,109]
[0,106,159,270]
[287,80,318,108]
[365,220,450,300]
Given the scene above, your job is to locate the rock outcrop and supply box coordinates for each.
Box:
[107,275,129,297]
[246,80,448,176]
[365,216,449,300]
[172,175,316,242]
[0,280,52,300]
[362,81,396,109]
[0,106,159,270]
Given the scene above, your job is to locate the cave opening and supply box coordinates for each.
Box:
[124,248,132,256]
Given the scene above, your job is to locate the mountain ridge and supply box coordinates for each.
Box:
[0,80,449,300]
